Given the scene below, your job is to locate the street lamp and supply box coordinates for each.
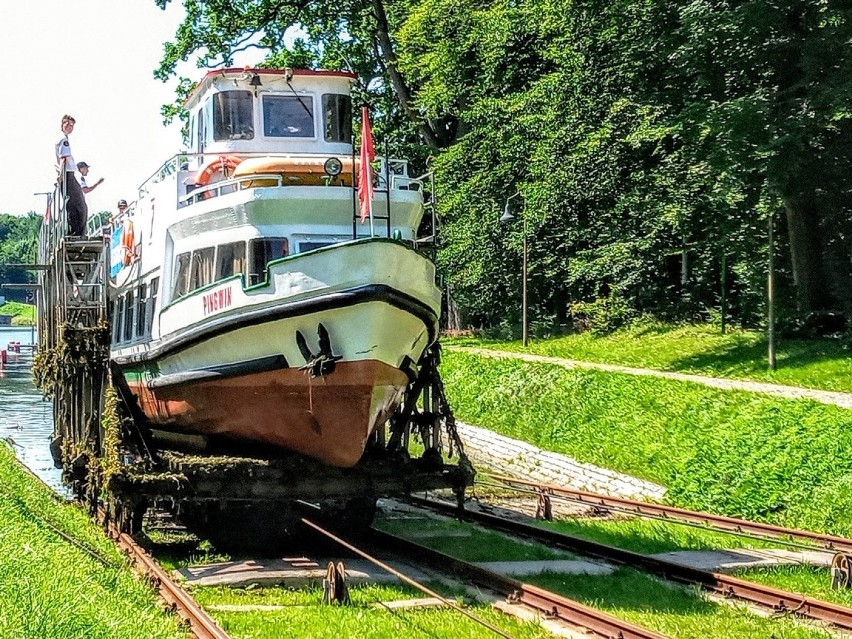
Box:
[500,192,528,347]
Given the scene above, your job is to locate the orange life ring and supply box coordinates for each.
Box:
[121,219,134,266]
[195,155,242,198]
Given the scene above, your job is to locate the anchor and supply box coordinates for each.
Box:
[296,323,342,378]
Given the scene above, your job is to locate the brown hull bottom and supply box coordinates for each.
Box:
[126,361,409,467]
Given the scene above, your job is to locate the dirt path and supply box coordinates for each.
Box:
[452,346,852,409]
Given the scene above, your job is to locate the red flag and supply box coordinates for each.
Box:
[358,106,375,223]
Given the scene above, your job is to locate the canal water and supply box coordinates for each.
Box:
[0,326,65,493]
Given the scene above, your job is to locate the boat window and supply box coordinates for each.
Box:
[216,242,246,281]
[111,298,122,344]
[322,94,352,143]
[189,247,216,291]
[249,238,289,285]
[213,91,254,141]
[147,278,159,335]
[135,283,147,338]
[172,252,191,299]
[263,95,314,138]
[123,291,135,342]
[299,241,335,253]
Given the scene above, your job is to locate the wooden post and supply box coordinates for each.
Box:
[767,215,776,370]
[720,253,727,335]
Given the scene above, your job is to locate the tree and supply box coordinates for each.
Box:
[0,213,41,302]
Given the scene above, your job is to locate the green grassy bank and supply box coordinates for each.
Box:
[449,321,852,392]
[0,302,35,326]
[441,349,852,535]
[0,444,185,639]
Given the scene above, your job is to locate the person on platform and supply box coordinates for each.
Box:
[55,115,87,236]
[76,161,104,195]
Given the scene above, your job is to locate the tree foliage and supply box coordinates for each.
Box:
[0,213,41,302]
[154,0,852,333]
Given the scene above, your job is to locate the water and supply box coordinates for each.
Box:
[0,327,65,493]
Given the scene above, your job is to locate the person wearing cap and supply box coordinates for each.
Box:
[55,114,87,236]
[111,199,129,230]
[77,162,104,194]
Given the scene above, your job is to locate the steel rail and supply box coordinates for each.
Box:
[366,528,669,639]
[102,512,231,639]
[412,495,852,631]
[301,517,515,639]
[482,473,852,554]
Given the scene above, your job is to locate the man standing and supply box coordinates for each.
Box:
[77,161,103,195]
[55,114,87,236]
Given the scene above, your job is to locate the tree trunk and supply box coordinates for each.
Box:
[783,195,834,313]
[369,0,444,149]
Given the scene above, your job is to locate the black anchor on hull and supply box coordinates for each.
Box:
[296,323,342,378]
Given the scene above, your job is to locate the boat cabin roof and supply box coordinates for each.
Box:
[185,68,357,110]
[184,67,358,157]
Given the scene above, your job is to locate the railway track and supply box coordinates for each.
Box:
[483,473,852,553]
[304,516,670,639]
[410,494,852,632]
[110,525,231,639]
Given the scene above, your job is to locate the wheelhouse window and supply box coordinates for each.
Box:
[322,94,352,143]
[263,95,314,138]
[216,242,246,281]
[249,238,289,285]
[213,91,254,141]
[172,252,191,299]
[189,247,215,291]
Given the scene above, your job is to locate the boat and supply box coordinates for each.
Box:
[107,68,441,468]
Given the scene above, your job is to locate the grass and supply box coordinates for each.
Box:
[441,349,852,536]
[0,302,35,326]
[375,514,576,561]
[539,517,786,555]
[190,584,553,638]
[531,567,835,638]
[0,443,186,639]
[447,320,852,393]
[735,565,852,608]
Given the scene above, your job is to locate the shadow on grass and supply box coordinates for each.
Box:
[542,519,724,556]
[669,336,851,378]
[533,567,714,615]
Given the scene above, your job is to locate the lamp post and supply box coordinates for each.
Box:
[500,192,528,347]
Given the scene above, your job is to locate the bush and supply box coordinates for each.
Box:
[570,291,637,335]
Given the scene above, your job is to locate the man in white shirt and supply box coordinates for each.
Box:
[76,161,103,195]
[55,115,87,236]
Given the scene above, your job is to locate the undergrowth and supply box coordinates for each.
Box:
[441,350,852,536]
[447,321,852,392]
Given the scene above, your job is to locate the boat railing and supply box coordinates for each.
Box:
[38,183,69,260]
[140,151,423,200]
[138,151,427,243]
[178,173,286,207]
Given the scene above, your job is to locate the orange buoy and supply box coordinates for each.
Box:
[121,219,134,266]
[195,155,242,198]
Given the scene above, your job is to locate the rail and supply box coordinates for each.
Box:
[412,495,852,632]
[368,526,669,639]
[482,473,852,554]
[103,509,231,639]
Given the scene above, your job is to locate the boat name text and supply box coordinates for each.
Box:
[203,287,233,315]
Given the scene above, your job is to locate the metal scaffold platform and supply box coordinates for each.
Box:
[36,191,110,500]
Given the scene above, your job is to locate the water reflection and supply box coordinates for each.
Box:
[0,327,65,494]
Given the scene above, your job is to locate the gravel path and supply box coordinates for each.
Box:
[452,346,852,409]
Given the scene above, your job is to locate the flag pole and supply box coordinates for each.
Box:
[351,115,357,240]
[385,135,391,237]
